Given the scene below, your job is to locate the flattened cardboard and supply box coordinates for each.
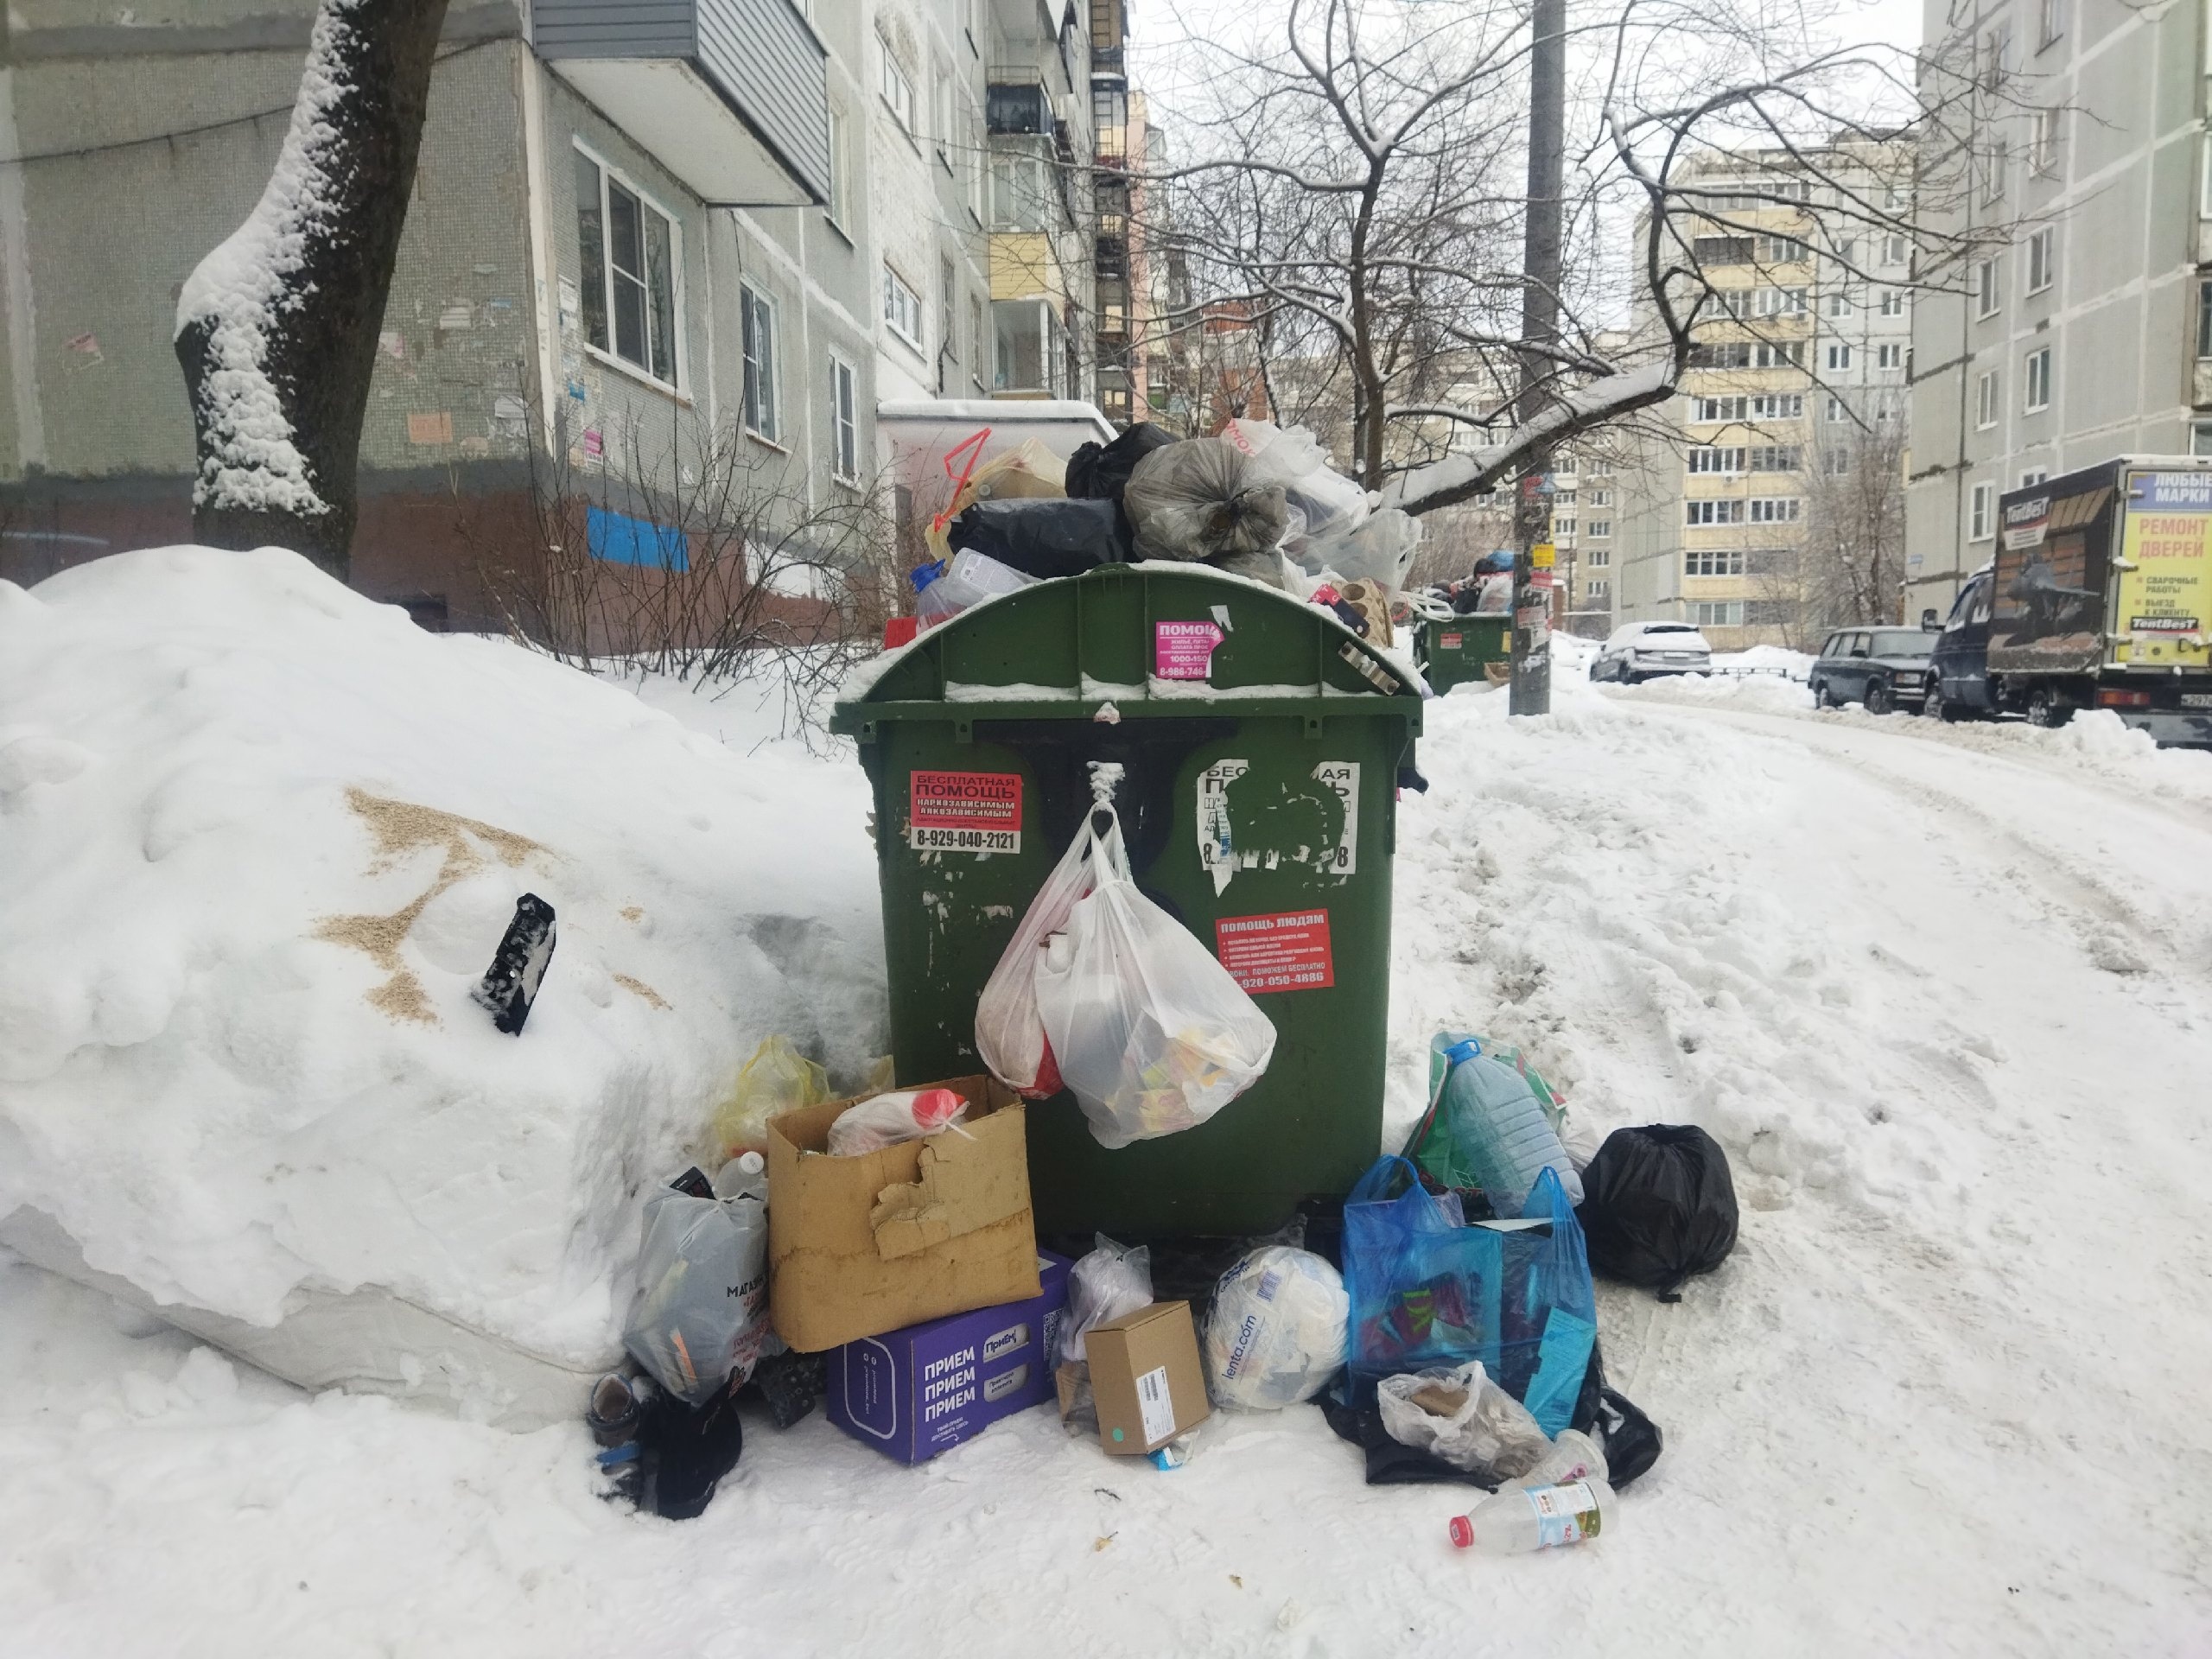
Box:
[768,1074,1040,1352]
[1081,1300,1211,1455]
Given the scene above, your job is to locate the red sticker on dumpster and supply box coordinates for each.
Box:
[1214,909,1335,993]
[1440,632,1463,649]
[909,770,1022,853]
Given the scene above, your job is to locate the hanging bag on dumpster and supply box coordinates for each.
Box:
[1341,1155,1596,1434]
[1576,1124,1738,1301]
[974,802,1105,1099]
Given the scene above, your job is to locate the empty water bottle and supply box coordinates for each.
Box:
[1448,1477,1616,1554]
[1510,1428,1607,1491]
[1427,1033,1583,1211]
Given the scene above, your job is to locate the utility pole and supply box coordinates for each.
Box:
[1510,0,1567,716]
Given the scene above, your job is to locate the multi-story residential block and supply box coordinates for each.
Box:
[1612,141,1915,648]
[1905,0,2209,622]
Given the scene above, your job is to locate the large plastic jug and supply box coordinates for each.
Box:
[1427,1033,1583,1211]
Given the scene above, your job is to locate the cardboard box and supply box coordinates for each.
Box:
[768,1075,1040,1352]
[827,1251,1072,1464]
[1077,1300,1212,1455]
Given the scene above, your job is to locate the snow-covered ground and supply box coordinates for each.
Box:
[6,568,2212,1655]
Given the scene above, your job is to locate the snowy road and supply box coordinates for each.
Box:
[5,672,2212,1656]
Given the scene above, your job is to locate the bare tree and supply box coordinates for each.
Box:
[1138,0,2020,515]
[174,0,448,578]
[1801,407,1908,630]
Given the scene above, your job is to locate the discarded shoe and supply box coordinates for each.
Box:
[586,1372,650,1506]
[646,1379,746,1521]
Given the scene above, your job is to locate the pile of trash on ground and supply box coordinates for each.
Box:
[895,420,1425,652]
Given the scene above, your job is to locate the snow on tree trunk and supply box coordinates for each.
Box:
[174,0,449,581]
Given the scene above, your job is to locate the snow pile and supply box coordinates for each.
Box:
[0,548,885,1421]
[1712,645,1813,679]
[1609,666,1815,714]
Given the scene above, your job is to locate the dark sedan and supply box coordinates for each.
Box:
[1808,626,1936,715]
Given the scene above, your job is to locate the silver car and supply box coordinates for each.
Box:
[1592,621,1715,684]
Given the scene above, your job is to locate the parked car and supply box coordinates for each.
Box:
[1592,621,1713,683]
[1808,626,1938,714]
[1924,564,1997,723]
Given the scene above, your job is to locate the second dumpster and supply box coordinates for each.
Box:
[1417,613,1511,694]
[830,563,1423,1237]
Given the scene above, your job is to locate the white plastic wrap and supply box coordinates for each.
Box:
[1376,1360,1554,1477]
[823,1088,969,1156]
[1057,1234,1154,1365]
[1202,1246,1350,1410]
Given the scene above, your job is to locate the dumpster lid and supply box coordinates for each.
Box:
[836,563,1428,723]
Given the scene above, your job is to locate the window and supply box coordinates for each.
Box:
[2031,108,2061,176]
[740,284,777,442]
[2037,0,2063,48]
[880,36,916,131]
[2024,346,2051,411]
[1753,340,1802,369]
[939,258,957,363]
[1880,289,1904,317]
[1976,369,1999,429]
[1554,491,1577,508]
[1554,455,1577,474]
[1754,286,1808,316]
[1974,257,1999,319]
[1826,394,1849,423]
[1826,291,1853,318]
[969,295,987,388]
[1980,134,2005,207]
[1883,234,1908,266]
[883,265,923,348]
[826,103,853,231]
[1751,392,1803,420]
[2195,421,2212,457]
[2021,467,2048,486]
[1827,342,1853,371]
[1877,342,1904,372]
[574,146,679,387]
[1694,235,1754,265]
[933,61,953,165]
[1686,499,1745,525]
[1758,235,1810,264]
[1689,446,1745,474]
[1689,341,1754,369]
[2196,279,2212,359]
[829,354,859,482]
[1748,444,1801,472]
[1693,601,1745,626]
[2027,227,2055,294]
[1686,549,1745,576]
[1969,481,1994,540]
[1586,579,1610,601]
[1586,539,1611,558]
[1823,448,1853,475]
[1553,517,1576,537]
[1748,497,1801,523]
[1589,489,1611,506]
[1981,23,2012,91]
[1694,395,1750,422]
[2203,136,2212,219]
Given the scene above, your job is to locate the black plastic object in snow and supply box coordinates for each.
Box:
[1575,1124,1739,1300]
[473,893,557,1034]
[948,497,1129,579]
[1065,422,1177,503]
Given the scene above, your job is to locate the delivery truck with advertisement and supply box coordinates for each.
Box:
[1934,457,2212,745]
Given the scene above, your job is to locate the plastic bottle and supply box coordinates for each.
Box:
[1447,1477,1616,1554]
[825,1088,969,1156]
[1510,1429,1607,1491]
[1428,1034,1583,1210]
[712,1149,768,1202]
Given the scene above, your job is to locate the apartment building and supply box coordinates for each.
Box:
[1613,142,1916,648]
[1905,0,2209,622]
[0,0,1127,624]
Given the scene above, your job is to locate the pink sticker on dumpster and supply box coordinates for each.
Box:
[1214,909,1335,993]
[1156,620,1226,679]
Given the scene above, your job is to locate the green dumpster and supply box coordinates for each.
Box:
[1415,613,1510,694]
[830,564,1423,1236]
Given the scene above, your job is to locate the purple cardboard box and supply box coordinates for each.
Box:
[828,1250,1072,1464]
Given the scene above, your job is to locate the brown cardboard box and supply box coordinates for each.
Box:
[767,1075,1040,1352]
[1078,1301,1212,1455]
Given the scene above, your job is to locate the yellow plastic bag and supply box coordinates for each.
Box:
[712,1036,830,1157]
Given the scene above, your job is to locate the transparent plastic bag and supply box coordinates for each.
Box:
[824,1087,969,1156]
[1202,1246,1349,1410]
[1222,417,1371,549]
[1294,507,1424,593]
[925,437,1069,563]
[1058,1233,1154,1365]
[1376,1359,1554,1477]
[711,1034,830,1157]
[1031,803,1277,1149]
[1122,439,1290,563]
[975,785,1116,1097]
[622,1187,771,1405]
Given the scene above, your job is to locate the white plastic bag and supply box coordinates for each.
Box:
[1202,1246,1350,1410]
[621,1188,771,1405]
[1057,1234,1154,1365]
[824,1087,969,1156]
[1029,802,1277,1149]
[1376,1360,1554,1477]
[975,789,1114,1096]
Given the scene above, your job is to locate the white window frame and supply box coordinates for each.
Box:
[740,283,779,444]
[1693,395,1749,423]
[1586,578,1610,601]
[883,264,925,351]
[1969,481,1994,541]
[1826,394,1849,423]
[1877,342,1905,372]
[1686,549,1745,577]
[1976,369,1999,429]
[1823,448,1852,475]
[1974,257,1999,319]
[1748,497,1802,524]
[2031,107,2060,176]
[825,101,854,236]
[2021,467,2049,486]
[933,60,954,169]
[1826,291,1853,318]
[1827,341,1853,371]
[1751,392,1803,420]
[2026,227,2055,295]
[1685,499,1745,525]
[1688,446,1745,474]
[2024,346,2052,412]
[572,139,686,395]
[880,34,917,133]
[1879,289,1904,317]
[2037,0,2063,48]
[1692,600,1744,627]
[1883,233,1909,267]
[828,352,860,483]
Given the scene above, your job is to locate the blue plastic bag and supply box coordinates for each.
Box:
[1341,1155,1597,1434]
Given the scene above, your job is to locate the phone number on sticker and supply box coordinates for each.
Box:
[909,827,1020,853]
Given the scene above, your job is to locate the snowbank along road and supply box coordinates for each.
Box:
[3,620,2210,1655]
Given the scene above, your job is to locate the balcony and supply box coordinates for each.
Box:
[536,0,830,207]
[988,79,1054,139]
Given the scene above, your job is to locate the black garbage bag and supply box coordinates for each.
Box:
[1577,1124,1738,1301]
[1066,422,1177,502]
[1568,1338,1662,1489]
[947,496,1130,580]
